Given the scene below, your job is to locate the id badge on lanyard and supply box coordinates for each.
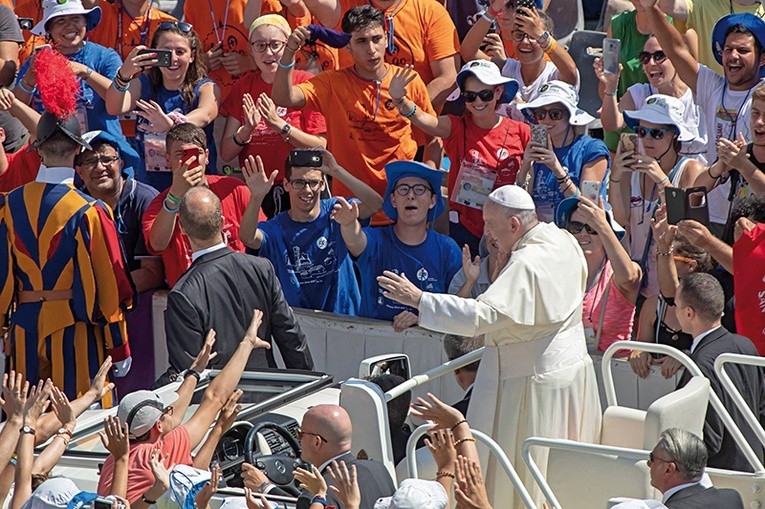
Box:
[453,159,498,209]
[144,132,171,172]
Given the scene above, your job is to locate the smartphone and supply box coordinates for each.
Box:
[182,146,201,170]
[530,124,548,147]
[619,132,638,154]
[17,18,33,31]
[288,149,323,168]
[665,186,710,226]
[137,49,173,67]
[516,0,536,15]
[602,38,622,74]
[93,498,112,509]
[581,180,601,201]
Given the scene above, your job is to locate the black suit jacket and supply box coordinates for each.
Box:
[677,326,765,472]
[270,453,395,509]
[665,483,743,509]
[452,387,473,417]
[165,248,313,375]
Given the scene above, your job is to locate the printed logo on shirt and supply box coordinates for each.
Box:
[416,267,429,281]
[317,236,328,249]
[716,105,738,124]
[497,148,509,160]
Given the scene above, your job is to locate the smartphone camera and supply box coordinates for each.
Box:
[17,18,33,31]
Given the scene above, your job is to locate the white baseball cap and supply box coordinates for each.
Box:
[374,479,448,509]
[447,60,520,104]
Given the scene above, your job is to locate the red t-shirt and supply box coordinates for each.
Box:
[443,114,530,238]
[0,147,40,193]
[97,425,193,503]
[733,223,765,354]
[142,175,263,287]
[220,70,326,179]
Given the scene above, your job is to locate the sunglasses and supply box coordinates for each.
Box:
[532,108,566,121]
[636,126,676,140]
[638,50,667,65]
[158,21,193,33]
[297,427,328,443]
[566,221,598,235]
[461,88,495,102]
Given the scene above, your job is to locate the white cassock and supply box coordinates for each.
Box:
[418,222,602,508]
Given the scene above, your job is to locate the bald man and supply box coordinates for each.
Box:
[162,187,313,383]
[243,404,395,509]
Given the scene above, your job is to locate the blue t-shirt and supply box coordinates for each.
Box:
[258,197,360,315]
[532,135,610,215]
[135,74,217,191]
[355,227,462,321]
[19,42,123,137]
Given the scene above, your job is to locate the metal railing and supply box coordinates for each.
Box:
[602,341,765,474]
[714,353,765,451]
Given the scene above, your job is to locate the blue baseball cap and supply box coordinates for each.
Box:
[382,161,446,222]
[712,13,765,66]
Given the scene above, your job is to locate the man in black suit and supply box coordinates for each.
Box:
[163,187,313,381]
[443,333,484,416]
[649,428,743,508]
[675,273,765,472]
[242,404,396,509]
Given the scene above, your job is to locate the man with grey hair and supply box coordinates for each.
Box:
[378,185,602,508]
[650,428,743,508]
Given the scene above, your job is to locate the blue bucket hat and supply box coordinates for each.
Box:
[555,196,626,241]
[81,130,141,179]
[383,161,446,222]
[712,13,765,66]
[452,60,520,105]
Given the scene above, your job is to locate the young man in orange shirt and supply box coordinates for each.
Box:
[302,0,459,109]
[272,5,436,225]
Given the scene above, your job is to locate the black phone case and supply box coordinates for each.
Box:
[664,187,709,226]
[138,49,172,67]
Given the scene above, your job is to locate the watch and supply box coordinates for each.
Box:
[57,427,73,438]
[84,66,94,80]
[183,369,201,382]
[280,123,292,137]
[20,425,35,435]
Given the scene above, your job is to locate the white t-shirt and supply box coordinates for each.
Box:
[626,83,707,162]
[695,65,753,224]
[499,59,580,120]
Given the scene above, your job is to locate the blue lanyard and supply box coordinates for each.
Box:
[368,0,406,54]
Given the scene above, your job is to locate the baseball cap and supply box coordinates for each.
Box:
[374,479,448,509]
[117,390,179,438]
[20,479,85,509]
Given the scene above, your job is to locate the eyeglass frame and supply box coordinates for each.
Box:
[461,88,496,103]
[635,126,676,140]
[297,427,328,443]
[566,220,598,235]
[78,154,121,170]
[638,50,668,66]
[647,451,675,467]
[394,183,431,197]
[510,30,533,42]
[250,40,287,53]
[288,178,324,191]
[531,108,567,121]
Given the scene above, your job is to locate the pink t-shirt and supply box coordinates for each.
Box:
[97,425,192,503]
[582,260,637,352]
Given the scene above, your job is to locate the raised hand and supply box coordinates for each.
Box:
[593,57,621,94]
[377,270,423,308]
[120,45,159,77]
[244,309,270,350]
[2,371,29,418]
[50,385,75,429]
[149,449,171,491]
[462,245,481,285]
[242,93,262,130]
[676,219,714,250]
[99,416,130,459]
[454,456,492,509]
[389,65,417,101]
[89,356,116,400]
[294,464,327,496]
[135,99,174,134]
[649,204,676,253]
[425,428,457,471]
[575,195,610,235]
[217,390,243,433]
[481,33,506,60]
[327,461,361,509]
[190,329,218,372]
[24,379,52,425]
[244,488,274,509]
[410,392,464,430]
[256,93,282,129]
[330,197,360,226]
[285,27,311,54]
[195,464,221,509]
[242,154,278,201]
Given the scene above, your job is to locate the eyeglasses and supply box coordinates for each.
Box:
[158,21,193,33]
[251,40,287,53]
[636,126,676,140]
[289,178,323,191]
[566,220,598,235]
[78,155,119,170]
[161,406,174,417]
[511,31,532,42]
[531,108,567,121]
[297,427,327,443]
[638,50,668,65]
[394,183,430,196]
[647,452,675,467]
[461,88,495,103]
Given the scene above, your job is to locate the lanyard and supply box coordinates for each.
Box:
[207,0,232,45]
[720,81,753,139]
[368,0,406,54]
[117,0,154,57]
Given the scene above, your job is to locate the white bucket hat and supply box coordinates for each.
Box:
[519,80,595,126]
[32,0,102,36]
[447,60,520,104]
[622,94,695,142]
[374,479,448,509]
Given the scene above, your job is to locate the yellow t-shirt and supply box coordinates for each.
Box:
[686,0,765,75]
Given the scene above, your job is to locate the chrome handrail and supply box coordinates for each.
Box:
[714,353,765,450]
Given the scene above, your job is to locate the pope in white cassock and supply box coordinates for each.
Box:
[378,185,602,508]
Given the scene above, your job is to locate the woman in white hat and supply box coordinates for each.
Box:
[389,59,529,255]
[15,0,123,138]
[516,80,610,223]
[609,94,705,298]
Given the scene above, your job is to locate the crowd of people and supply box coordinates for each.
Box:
[0,0,763,507]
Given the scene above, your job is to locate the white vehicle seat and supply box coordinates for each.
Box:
[600,376,710,450]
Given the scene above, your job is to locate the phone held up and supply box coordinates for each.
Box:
[531,124,548,147]
[137,49,173,68]
[182,146,202,170]
[288,150,323,168]
[602,38,621,74]
[665,187,710,226]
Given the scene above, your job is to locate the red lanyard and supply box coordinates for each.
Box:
[117,0,154,57]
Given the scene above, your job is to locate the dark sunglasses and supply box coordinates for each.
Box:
[638,50,667,65]
[532,108,566,121]
[461,88,495,102]
[158,21,193,33]
[297,427,328,443]
[636,126,676,140]
[566,221,598,235]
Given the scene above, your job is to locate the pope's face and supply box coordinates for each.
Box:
[482,201,519,254]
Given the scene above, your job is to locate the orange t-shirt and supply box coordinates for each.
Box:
[15,0,45,64]
[260,0,340,73]
[0,0,11,9]
[297,65,434,224]
[88,2,176,60]
[337,0,459,84]
[184,0,249,101]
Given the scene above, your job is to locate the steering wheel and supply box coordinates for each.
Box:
[244,422,305,496]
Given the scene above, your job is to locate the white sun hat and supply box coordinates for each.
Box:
[32,0,102,36]
[518,80,595,126]
[623,94,695,142]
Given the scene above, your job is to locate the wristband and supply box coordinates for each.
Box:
[278,59,295,69]
[657,248,674,256]
[451,419,468,431]
[166,192,181,204]
[481,11,495,22]
[257,481,272,493]
[18,79,36,94]
[657,175,669,185]
[233,131,249,147]
[706,166,721,180]
[183,369,201,382]
[488,5,501,17]
[570,187,580,198]
[436,471,455,479]
[141,495,157,505]
[116,69,133,83]
[402,102,417,118]
[112,78,129,93]
[454,437,476,447]
[604,89,617,97]
[544,38,557,54]
[163,199,179,214]
[310,497,328,507]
